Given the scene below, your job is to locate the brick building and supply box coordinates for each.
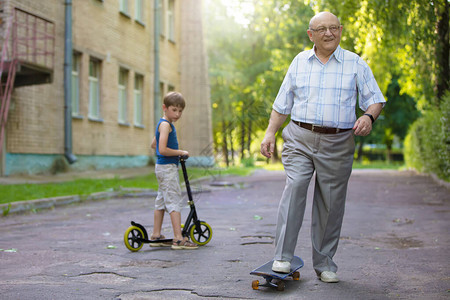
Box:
[0,0,213,176]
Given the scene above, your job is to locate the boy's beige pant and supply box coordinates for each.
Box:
[155,163,183,213]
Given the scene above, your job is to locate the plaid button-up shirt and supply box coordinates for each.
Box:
[273,45,386,129]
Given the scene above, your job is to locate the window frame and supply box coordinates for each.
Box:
[167,0,175,41]
[135,0,144,24]
[159,0,165,37]
[88,58,102,121]
[71,52,81,118]
[119,0,130,17]
[134,74,144,127]
[118,68,129,125]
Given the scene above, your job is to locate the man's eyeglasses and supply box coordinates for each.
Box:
[309,25,341,35]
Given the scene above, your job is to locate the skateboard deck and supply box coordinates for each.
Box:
[250,256,304,291]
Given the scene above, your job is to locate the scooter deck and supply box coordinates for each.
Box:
[250,256,304,291]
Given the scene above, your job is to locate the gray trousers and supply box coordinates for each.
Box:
[274,121,355,275]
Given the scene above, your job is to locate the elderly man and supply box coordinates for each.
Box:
[260,11,385,283]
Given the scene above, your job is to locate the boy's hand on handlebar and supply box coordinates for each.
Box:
[180,150,189,157]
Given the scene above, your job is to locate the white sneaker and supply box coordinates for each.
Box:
[272,260,291,273]
[320,271,339,283]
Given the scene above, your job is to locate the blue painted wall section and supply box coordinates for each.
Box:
[5,153,214,176]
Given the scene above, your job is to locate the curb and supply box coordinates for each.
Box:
[1,190,123,216]
[429,172,450,190]
[1,186,212,216]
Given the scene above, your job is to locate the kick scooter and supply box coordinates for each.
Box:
[124,155,212,251]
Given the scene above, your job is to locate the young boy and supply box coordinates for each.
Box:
[150,91,198,250]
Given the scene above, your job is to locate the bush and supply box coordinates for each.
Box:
[404,93,449,181]
[241,157,255,167]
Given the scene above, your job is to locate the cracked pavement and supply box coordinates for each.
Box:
[0,169,449,299]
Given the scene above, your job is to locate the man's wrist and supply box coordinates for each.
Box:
[364,113,375,124]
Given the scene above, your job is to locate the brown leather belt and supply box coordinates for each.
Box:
[292,121,352,134]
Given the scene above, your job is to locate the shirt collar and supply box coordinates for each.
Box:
[308,45,343,63]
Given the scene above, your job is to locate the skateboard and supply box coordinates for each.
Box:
[250,256,304,291]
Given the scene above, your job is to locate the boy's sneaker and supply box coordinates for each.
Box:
[149,235,172,247]
[171,238,199,250]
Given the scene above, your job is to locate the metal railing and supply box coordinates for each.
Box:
[12,7,55,69]
[0,7,55,156]
[0,14,16,158]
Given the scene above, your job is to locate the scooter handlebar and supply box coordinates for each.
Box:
[179,155,189,161]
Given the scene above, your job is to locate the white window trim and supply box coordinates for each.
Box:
[135,0,144,24]
[118,69,129,124]
[88,59,101,120]
[119,0,129,16]
[134,74,144,127]
[71,53,81,117]
[159,0,165,37]
[168,0,175,41]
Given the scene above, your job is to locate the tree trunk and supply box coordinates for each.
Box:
[386,147,393,163]
[240,120,246,160]
[272,138,279,162]
[247,119,252,154]
[221,120,229,167]
[229,124,235,165]
[435,0,450,103]
[357,141,364,162]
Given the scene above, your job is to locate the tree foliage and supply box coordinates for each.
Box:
[205,0,449,170]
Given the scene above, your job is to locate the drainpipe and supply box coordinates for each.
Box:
[153,0,161,125]
[63,0,77,164]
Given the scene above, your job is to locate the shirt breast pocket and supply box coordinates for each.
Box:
[294,73,309,100]
[340,73,356,92]
[339,73,357,104]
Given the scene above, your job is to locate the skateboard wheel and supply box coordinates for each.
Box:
[293,271,300,281]
[276,281,285,291]
[252,280,259,290]
[124,226,144,252]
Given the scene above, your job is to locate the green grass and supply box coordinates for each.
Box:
[352,160,405,169]
[259,160,404,171]
[0,161,401,205]
[0,167,255,204]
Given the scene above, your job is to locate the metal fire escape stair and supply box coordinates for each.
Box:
[0,6,54,157]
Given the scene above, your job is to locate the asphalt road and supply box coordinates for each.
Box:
[0,169,449,299]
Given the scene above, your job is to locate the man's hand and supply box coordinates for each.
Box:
[260,110,288,158]
[353,115,373,136]
[260,134,276,158]
[353,103,383,136]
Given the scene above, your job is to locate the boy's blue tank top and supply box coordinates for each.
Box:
[155,118,179,165]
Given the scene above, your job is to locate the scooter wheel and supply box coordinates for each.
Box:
[124,226,145,252]
[189,221,212,246]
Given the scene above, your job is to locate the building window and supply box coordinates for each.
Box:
[168,84,175,92]
[160,82,165,105]
[71,53,81,117]
[89,59,101,120]
[135,0,144,23]
[118,68,128,124]
[168,0,175,41]
[134,74,144,126]
[158,0,164,36]
[119,0,129,15]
